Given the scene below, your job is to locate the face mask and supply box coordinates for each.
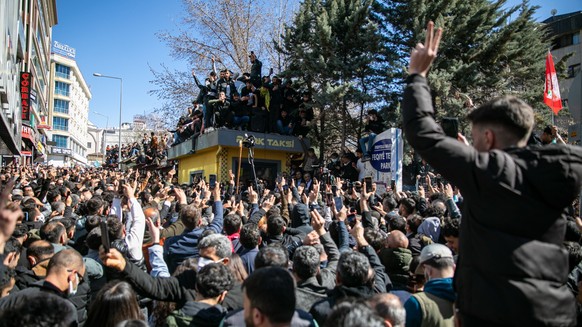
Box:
[68,274,79,297]
[424,267,431,283]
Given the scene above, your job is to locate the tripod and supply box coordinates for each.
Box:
[247,146,260,194]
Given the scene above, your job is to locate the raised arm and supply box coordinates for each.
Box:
[206,183,224,233]
[123,183,146,261]
[311,210,339,289]
[100,248,185,301]
[403,22,480,193]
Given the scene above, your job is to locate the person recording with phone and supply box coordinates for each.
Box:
[403,21,582,326]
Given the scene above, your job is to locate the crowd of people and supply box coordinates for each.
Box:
[173,53,315,147]
[0,22,580,327]
[0,158,467,327]
[104,132,174,169]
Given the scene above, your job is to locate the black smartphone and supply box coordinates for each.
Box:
[331,185,338,195]
[390,180,396,191]
[100,221,110,253]
[334,197,343,212]
[364,176,372,190]
[283,184,289,192]
[209,174,217,189]
[118,179,126,194]
[441,117,459,138]
[347,213,356,227]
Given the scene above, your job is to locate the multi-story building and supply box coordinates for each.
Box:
[102,115,161,150]
[544,11,582,120]
[0,0,57,164]
[46,41,91,166]
[0,0,24,161]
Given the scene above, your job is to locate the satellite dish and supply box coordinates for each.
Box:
[551,9,557,16]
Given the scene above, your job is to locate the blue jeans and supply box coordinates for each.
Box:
[233,116,250,128]
[277,120,293,135]
[359,133,376,154]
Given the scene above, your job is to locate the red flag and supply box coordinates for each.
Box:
[544,52,563,114]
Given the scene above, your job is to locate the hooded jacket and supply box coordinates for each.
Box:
[164,201,224,273]
[403,74,582,327]
[291,203,313,235]
[417,217,441,242]
[166,301,227,327]
[379,247,413,289]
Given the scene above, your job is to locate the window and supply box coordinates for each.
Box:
[574,33,580,46]
[53,135,68,148]
[54,99,69,114]
[55,64,70,79]
[87,142,92,148]
[53,117,69,131]
[55,81,70,96]
[568,64,581,78]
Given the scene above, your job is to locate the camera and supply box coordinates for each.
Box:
[243,134,256,148]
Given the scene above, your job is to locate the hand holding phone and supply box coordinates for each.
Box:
[441,117,459,138]
[364,176,372,191]
[347,213,357,227]
[334,197,343,212]
[209,174,217,189]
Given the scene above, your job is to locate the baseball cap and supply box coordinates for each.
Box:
[419,243,453,264]
[415,243,453,275]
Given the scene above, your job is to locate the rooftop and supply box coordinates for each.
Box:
[168,129,306,159]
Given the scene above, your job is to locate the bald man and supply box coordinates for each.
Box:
[379,230,413,290]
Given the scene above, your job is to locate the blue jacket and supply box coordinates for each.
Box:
[164,201,224,273]
[404,278,455,327]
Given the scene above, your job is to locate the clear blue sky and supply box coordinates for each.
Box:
[52,0,186,129]
[53,0,581,129]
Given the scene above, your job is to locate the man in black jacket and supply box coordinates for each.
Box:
[403,22,582,326]
[0,249,84,326]
[309,220,389,326]
[165,263,233,326]
[293,210,340,312]
[359,109,386,161]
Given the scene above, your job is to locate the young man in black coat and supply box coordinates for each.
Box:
[403,22,582,327]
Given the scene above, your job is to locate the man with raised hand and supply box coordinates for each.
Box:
[403,21,582,326]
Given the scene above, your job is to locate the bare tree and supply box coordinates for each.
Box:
[149,0,297,125]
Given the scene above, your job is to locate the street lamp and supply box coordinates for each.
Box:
[93,73,122,169]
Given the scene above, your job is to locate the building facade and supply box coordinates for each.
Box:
[545,12,582,115]
[102,116,159,149]
[46,43,91,166]
[0,0,24,159]
[0,0,57,164]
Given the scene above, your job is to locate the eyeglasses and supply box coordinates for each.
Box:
[67,269,85,284]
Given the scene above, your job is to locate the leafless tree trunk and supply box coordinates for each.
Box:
[149,0,296,126]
